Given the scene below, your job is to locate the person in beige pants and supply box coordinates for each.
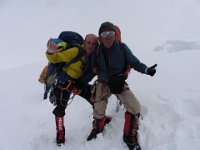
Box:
[93,82,141,119]
[87,22,157,150]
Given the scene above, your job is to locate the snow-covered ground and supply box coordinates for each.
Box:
[0,0,200,150]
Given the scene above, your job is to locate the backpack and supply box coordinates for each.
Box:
[115,25,121,41]
[43,31,84,100]
[58,31,84,47]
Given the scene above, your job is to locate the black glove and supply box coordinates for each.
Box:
[146,64,157,76]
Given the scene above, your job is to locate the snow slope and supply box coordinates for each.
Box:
[0,0,200,150]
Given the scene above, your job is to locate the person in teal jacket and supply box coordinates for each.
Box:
[87,22,157,150]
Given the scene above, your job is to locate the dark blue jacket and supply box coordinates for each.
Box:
[96,41,147,83]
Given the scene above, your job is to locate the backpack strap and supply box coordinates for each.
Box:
[119,43,128,69]
[119,42,131,77]
[120,42,131,77]
[61,46,84,69]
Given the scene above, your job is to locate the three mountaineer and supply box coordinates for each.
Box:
[40,21,157,150]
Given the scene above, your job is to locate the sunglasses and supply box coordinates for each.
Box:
[100,31,115,37]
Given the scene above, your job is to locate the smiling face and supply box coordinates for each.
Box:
[99,30,116,49]
[83,34,98,55]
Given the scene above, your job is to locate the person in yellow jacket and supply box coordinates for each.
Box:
[46,34,97,146]
[45,33,111,146]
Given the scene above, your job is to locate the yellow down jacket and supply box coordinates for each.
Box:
[46,47,84,80]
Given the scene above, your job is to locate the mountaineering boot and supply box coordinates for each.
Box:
[87,116,108,141]
[87,117,106,141]
[55,116,65,146]
[123,111,141,150]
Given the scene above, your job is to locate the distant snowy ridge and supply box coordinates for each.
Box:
[154,40,200,52]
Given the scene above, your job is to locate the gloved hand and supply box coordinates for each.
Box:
[47,39,63,54]
[146,64,157,76]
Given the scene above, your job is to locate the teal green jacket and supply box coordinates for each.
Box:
[96,41,147,83]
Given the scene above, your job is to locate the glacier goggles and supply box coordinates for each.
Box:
[100,31,115,37]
